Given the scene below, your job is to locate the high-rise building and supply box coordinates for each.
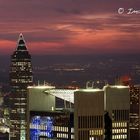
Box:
[129,85,140,139]
[9,34,33,140]
[27,85,74,140]
[104,86,130,140]
[74,89,104,140]
[74,85,130,140]
[119,76,140,139]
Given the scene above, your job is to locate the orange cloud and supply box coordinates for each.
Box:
[28,41,65,54]
[0,40,16,54]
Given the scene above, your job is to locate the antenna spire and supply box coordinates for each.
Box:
[16,33,27,51]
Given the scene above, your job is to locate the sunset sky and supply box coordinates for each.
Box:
[0,0,140,55]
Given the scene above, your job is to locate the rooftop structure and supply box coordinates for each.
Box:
[44,85,128,104]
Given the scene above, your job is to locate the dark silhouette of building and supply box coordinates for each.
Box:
[0,132,9,140]
[129,85,140,140]
[119,76,140,139]
[9,34,33,140]
[104,112,112,140]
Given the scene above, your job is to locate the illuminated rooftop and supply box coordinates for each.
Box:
[28,84,129,104]
[45,88,102,103]
[103,85,129,89]
[28,85,55,89]
[45,89,77,103]
[77,88,103,92]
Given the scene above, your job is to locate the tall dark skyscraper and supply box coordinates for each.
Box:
[118,76,140,139]
[129,85,140,139]
[9,34,33,140]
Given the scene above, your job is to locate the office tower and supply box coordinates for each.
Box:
[74,89,104,140]
[9,34,33,140]
[27,85,74,140]
[119,76,140,139]
[129,85,140,139]
[74,85,130,140]
[104,86,130,140]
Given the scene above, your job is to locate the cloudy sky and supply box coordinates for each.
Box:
[0,0,140,55]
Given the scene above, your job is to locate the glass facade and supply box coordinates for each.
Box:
[30,116,53,140]
[30,111,74,140]
[9,34,33,140]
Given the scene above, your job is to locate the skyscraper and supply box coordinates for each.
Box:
[129,85,140,139]
[74,85,130,140]
[119,76,140,139]
[9,34,33,140]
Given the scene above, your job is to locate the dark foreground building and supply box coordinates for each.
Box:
[0,132,9,140]
[9,34,33,140]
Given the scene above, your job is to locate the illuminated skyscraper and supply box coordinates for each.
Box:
[119,76,140,139]
[9,34,33,140]
[129,85,140,139]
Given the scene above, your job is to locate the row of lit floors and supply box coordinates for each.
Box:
[30,123,128,140]
[30,124,74,140]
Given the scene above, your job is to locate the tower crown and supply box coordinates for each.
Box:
[16,33,27,51]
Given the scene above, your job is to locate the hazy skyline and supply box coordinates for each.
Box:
[0,0,140,55]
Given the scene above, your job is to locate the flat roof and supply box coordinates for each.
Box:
[103,85,129,89]
[29,85,129,104]
[28,85,55,89]
[45,88,102,103]
[45,89,76,103]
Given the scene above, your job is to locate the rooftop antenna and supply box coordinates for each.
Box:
[86,81,94,89]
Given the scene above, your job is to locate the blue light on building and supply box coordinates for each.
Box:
[30,116,53,140]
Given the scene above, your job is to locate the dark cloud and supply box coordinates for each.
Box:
[0,0,140,54]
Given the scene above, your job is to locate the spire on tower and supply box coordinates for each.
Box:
[19,33,24,40]
[16,33,27,51]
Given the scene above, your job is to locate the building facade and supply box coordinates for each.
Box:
[118,76,140,139]
[27,86,74,140]
[29,110,74,140]
[9,34,33,140]
[129,85,140,139]
[104,86,130,140]
[74,86,130,140]
[74,89,104,140]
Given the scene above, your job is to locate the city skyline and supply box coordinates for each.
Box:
[0,0,140,55]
